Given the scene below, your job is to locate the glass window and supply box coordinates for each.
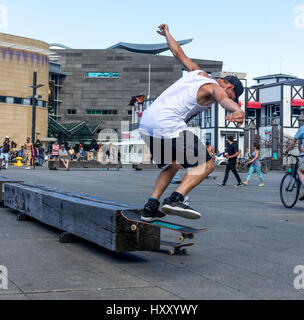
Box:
[292,107,301,116]
[87,109,118,115]
[68,109,77,115]
[23,99,31,106]
[247,110,256,118]
[7,97,14,104]
[14,97,23,105]
[205,133,211,145]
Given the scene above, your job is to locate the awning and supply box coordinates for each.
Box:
[246,102,261,109]
[291,99,304,107]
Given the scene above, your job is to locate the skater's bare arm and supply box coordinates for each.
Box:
[157,24,202,73]
[211,85,245,128]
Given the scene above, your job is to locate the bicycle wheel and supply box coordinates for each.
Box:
[238,163,248,173]
[280,173,300,208]
[261,162,269,174]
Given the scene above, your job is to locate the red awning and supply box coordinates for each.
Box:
[292,99,304,107]
[247,102,261,109]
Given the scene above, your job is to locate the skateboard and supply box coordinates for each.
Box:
[121,210,208,242]
[160,241,194,255]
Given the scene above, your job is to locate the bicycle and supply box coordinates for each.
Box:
[260,159,270,174]
[237,158,249,173]
[280,155,302,208]
[237,158,269,174]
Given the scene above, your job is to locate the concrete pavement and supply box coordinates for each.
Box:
[0,166,304,300]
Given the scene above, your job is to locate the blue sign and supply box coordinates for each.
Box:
[87,72,119,79]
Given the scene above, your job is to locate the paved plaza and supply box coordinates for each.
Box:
[0,166,304,300]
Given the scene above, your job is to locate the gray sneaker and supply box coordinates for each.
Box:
[161,198,201,220]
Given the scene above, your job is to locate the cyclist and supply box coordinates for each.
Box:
[284,126,304,199]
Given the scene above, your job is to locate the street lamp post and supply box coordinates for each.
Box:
[28,71,44,145]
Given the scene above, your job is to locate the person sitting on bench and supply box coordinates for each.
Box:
[59,145,70,171]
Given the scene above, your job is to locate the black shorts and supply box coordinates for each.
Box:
[141,130,211,169]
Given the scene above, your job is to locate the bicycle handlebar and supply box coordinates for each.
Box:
[286,154,303,158]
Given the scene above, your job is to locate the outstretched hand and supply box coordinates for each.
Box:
[225,109,245,128]
[157,24,169,36]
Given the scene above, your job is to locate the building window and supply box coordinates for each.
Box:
[102,110,118,115]
[87,110,119,115]
[87,109,118,115]
[204,108,212,128]
[13,98,23,104]
[87,110,101,115]
[247,109,257,118]
[262,105,280,126]
[68,109,77,115]
[292,107,301,116]
[24,99,31,106]
[0,96,47,107]
[7,97,14,104]
[188,115,201,128]
[205,133,211,145]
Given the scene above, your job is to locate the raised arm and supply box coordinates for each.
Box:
[157,24,201,72]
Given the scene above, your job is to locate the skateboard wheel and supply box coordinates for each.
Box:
[179,236,185,242]
[169,250,175,256]
[131,224,137,231]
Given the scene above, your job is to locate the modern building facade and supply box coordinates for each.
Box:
[0,33,50,148]
[50,41,223,139]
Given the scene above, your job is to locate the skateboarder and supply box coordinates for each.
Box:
[139,24,245,222]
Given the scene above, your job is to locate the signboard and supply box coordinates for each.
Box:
[86,72,119,79]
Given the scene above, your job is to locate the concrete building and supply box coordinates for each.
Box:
[0,33,50,148]
[50,40,223,139]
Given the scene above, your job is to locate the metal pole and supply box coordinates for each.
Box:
[32,71,37,145]
[148,64,151,99]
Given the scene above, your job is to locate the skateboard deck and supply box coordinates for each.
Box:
[160,241,194,255]
[121,210,208,242]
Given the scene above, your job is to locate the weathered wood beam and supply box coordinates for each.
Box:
[49,161,122,171]
[0,177,23,205]
[3,183,160,253]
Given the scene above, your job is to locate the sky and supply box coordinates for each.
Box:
[0,0,304,85]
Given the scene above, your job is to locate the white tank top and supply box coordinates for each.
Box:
[139,70,219,138]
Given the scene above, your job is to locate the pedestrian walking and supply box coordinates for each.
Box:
[24,137,33,170]
[1,136,11,170]
[243,143,265,187]
[38,145,45,167]
[218,136,243,187]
